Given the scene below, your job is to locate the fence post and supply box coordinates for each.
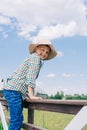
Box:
[28,107,34,124]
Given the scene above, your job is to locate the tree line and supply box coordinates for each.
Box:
[48,91,87,100]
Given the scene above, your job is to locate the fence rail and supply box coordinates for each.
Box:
[0,97,87,130]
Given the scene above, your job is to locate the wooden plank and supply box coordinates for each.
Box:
[1,98,87,114]
[5,117,46,130]
[26,99,86,114]
[27,99,87,106]
[1,98,87,130]
[1,97,87,106]
[22,122,46,130]
[64,106,87,130]
[28,102,81,114]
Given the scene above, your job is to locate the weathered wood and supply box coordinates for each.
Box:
[1,98,87,115]
[22,122,46,130]
[28,108,34,124]
[26,99,87,114]
[6,117,46,130]
[1,97,87,130]
[27,99,87,106]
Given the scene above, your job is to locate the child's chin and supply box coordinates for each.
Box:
[40,57,45,60]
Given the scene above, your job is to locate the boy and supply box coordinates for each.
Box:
[4,39,57,130]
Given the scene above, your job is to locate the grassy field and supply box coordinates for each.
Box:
[23,109,74,130]
[0,109,87,130]
[34,110,74,130]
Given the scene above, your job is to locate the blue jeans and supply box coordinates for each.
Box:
[4,90,23,130]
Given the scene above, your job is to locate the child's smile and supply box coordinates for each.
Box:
[35,45,51,60]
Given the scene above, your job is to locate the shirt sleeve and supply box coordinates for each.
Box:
[25,54,41,89]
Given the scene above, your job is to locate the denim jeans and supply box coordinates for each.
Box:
[4,90,23,130]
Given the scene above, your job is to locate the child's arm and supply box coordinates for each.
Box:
[26,87,43,101]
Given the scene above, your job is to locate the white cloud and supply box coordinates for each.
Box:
[45,85,87,95]
[46,73,55,78]
[57,51,64,57]
[18,23,37,40]
[0,15,11,25]
[62,86,87,95]
[0,0,87,40]
[32,21,77,40]
[62,73,72,78]
[2,32,8,38]
[0,27,3,32]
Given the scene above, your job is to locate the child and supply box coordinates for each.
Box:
[4,39,57,130]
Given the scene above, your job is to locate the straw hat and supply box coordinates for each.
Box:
[29,39,57,60]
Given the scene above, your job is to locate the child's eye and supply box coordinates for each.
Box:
[41,48,45,52]
[46,52,49,54]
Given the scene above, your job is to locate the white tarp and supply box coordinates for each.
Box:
[0,102,8,130]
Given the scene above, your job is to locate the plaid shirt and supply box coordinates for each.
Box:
[4,53,42,100]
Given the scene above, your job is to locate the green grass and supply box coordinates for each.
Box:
[23,109,74,130]
[34,110,74,130]
[0,109,87,130]
[0,123,3,130]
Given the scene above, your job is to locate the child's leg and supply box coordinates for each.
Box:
[4,90,23,130]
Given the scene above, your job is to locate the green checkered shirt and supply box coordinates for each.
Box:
[4,53,42,100]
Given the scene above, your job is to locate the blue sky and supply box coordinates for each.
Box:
[0,0,87,95]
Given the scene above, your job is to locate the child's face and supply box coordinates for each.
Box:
[35,45,51,60]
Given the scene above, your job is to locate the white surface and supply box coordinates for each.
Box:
[0,79,5,90]
[0,102,8,130]
[64,106,87,130]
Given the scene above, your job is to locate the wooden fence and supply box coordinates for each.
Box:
[0,97,87,130]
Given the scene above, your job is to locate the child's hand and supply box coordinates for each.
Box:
[30,96,43,100]
[27,87,43,101]
[25,97,30,102]
[25,96,43,102]
[34,96,43,100]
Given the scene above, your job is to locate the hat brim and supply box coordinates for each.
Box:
[29,43,57,60]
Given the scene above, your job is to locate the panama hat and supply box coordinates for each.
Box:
[29,39,57,60]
